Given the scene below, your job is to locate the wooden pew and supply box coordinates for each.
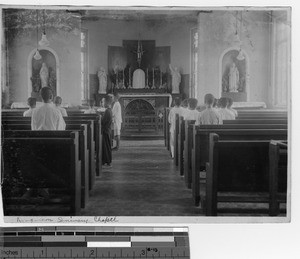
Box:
[164,107,171,150]
[65,114,102,177]
[178,116,185,176]
[205,134,287,216]
[184,124,288,195]
[191,127,287,207]
[2,128,89,209]
[2,132,81,216]
[269,140,288,216]
[180,122,287,188]
[183,120,196,188]
[2,120,96,191]
[236,116,287,120]
[173,114,180,166]
[224,119,287,124]
[182,124,287,190]
[197,124,288,130]
[236,110,287,115]
[2,114,102,177]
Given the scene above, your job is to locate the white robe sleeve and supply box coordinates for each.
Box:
[57,113,66,130]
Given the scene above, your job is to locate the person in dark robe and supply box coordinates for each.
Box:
[102,95,113,167]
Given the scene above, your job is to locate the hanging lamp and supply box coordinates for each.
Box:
[33,10,42,60]
[39,9,50,47]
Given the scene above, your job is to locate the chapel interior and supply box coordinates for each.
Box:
[1,7,290,217]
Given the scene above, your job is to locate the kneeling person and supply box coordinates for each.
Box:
[54,96,68,117]
[198,94,222,125]
[23,97,37,117]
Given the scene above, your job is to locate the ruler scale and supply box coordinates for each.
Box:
[1,227,190,258]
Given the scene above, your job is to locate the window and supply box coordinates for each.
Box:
[190,27,198,98]
[272,12,290,108]
[81,28,88,104]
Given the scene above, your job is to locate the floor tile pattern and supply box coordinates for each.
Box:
[80,140,201,216]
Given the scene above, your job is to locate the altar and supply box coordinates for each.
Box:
[94,38,180,138]
[118,92,171,138]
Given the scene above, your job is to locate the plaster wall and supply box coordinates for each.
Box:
[197,11,272,106]
[83,18,196,75]
[7,28,81,106]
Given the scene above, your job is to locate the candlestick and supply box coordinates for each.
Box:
[146,68,148,87]
[129,67,131,87]
[160,69,162,87]
[152,68,155,88]
[122,69,124,87]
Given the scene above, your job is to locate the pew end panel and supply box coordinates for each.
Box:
[191,125,201,206]
[174,113,180,167]
[205,134,287,216]
[184,120,196,189]
[178,116,185,176]
[2,134,81,216]
[2,127,89,209]
[269,140,288,216]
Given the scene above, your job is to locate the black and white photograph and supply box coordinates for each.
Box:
[0,5,291,220]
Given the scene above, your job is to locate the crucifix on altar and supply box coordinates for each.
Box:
[132,39,145,68]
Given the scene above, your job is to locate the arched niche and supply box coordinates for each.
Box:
[219,47,250,102]
[27,47,60,99]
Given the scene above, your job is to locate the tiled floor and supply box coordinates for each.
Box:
[80,140,202,216]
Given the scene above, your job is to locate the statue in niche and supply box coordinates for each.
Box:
[40,62,49,88]
[169,64,181,94]
[97,67,107,94]
[229,62,239,92]
[31,73,41,93]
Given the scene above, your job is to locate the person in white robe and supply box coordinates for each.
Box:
[183,98,200,123]
[31,87,66,130]
[112,92,122,150]
[54,96,68,117]
[180,99,189,119]
[23,97,37,117]
[227,97,238,118]
[198,94,223,125]
[218,97,236,120]
[168,97,184,158]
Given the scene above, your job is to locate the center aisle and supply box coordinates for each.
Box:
[80,140,201,216]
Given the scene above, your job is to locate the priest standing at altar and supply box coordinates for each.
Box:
[112,92,122,151]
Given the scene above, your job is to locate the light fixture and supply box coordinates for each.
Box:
[39,9,49,47]
[34,10,42,60]
[237,49,245,60]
